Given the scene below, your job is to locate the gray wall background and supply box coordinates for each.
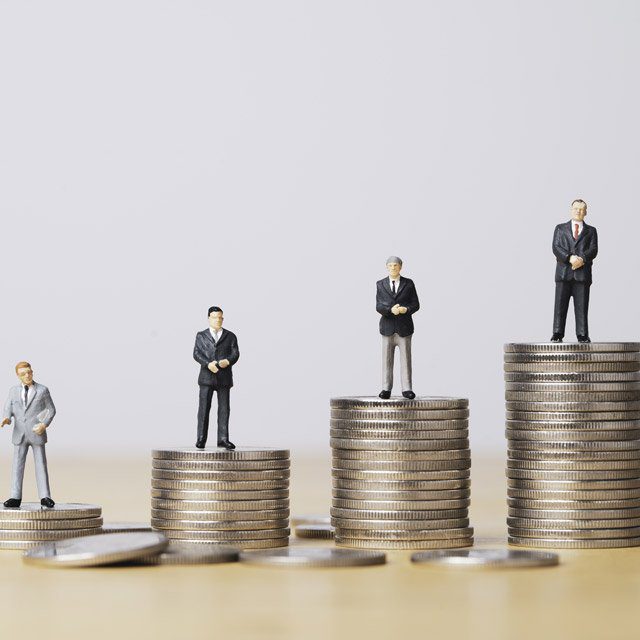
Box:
[0,0,638,456]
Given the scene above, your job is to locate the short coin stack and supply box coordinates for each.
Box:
[151,447,290,548]
[0,503,103,550]
[330,396,474,549]
[505,342,640,548]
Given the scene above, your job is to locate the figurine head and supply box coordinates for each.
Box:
[15,362,33,386]
[208,306,224,331]
[386,256,403,279]
[571,199,587,222]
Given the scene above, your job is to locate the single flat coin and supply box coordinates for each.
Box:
[333,459,471,471]
[173,537,289,549]
[294,524,335,539]
[507,459,640,471]
[335,527,473,541]
[505,352,640,363]
[134,543,240,565]
[151,479,289,491]
[504,343,640,353]
[505,391,640,402]
[151,469,290,481]
[411,548,559,568]
[150,489,289,501]
[151,508,290,522]
[335,537,473,550]
[504,362,640,373]
[508,536,640,549]
[101,523,153,534]
[0,540,54,550]
[152,459,290,471]
[506,430,640,442]
[508,526,640,539]
[330,429,469,440]
[290,514,331,527]
[506,411,640,421]
[508,449,640,461]
[508,439,640,451]
[0,527,102,541]
[330,507,468,520]
[333,479,471,491]
[504,372,640,382]
[506,401,640,412]
[507,517,640,529]
[331,409,469,421]
[152,447,290,461]
[331,450,473,461]
[0,503,102,520]
[333,489,470,501]
[160,528,290,541]
[331,517,470,530]
[151,518,289,531]
[330,419,468,431]
[330,397,468,410]
[508,497,640,509]
[239,547,386,567]
[0,517,103,530]
[150,498,289,512]
[332,499,471,511]
[508,489,640,501]
[332,469,470,482]
[507,478,640,490]
[331,438,469,452]
[23,532,169,567]
[506,419,640,431]
[505,382,640,392]
[508,507,640,520]
[506,469,640,480]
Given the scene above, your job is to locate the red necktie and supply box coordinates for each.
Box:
[574,224,579,240]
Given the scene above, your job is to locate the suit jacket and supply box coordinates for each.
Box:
[553,221,598,284]
[2,382,56,446]
[193,328,240,388]
[376,276,420,337]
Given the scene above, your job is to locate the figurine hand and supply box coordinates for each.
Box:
[391,304,401,316]
[218,359,230,369]
[572,256,585,270]
[398,306,408,314]
[33,423,46,436]
[0,418,10,428]
[208,362,219,374]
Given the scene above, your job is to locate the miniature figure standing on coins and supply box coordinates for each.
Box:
[193,306,239,450]
[376,257,420,399]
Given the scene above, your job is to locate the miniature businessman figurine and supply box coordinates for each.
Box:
[551,199,598,343]
[376,257,420,399]
[1,362,56,508]
[193,306,240,450]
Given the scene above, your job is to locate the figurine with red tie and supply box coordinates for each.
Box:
[551,199,598,343]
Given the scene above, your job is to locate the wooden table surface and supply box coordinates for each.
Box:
[0,454,638,640]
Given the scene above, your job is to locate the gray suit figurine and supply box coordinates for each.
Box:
[1,362,56,508]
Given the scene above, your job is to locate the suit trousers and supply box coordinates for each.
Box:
[10,443,51,500]
[197,385,230,444]
[553,280,591,338]
[381,334,413,392]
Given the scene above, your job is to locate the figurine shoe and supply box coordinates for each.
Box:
[218,439,236,450]
[3,498,21,508]
[378,390,391,399]
[40,497,55,508]
[550,334,563,343]
[195,439,207,449]
[577,335,591,343]
[402,391,416,400]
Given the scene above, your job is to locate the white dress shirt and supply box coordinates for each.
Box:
[570,219,584,237]
[209,328,223,343]
[389,277,401,294]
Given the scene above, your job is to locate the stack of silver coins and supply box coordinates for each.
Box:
[505,342,640,548]
[0,503,103,550]
[151,447,290,549]
[330,397,474,549]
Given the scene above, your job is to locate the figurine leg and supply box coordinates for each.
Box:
[381,336,395,392]
[573,283,590,338]
[9,443,29,500]
[32,445,52,500]
[197,385,215,445]
[216,387,231,443]
[398,335,413,392]
[552,281,572,338]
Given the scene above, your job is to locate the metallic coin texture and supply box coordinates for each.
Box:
[160,528,290,541]
[331,517,470,531]
[504,372,640,382]
[507,478,640,490]
[333,479,471,491]
[330,419,469,431]
[239,547,386,567]
[151,518,289,531]
[332,499,470,511]
[331,409,469,421]
[134,543,240,565]
[506,391,640,402]
[333,459,471,472]
[505,382,640,392]
[332,450,473,460]
[508,449,640,461]
[508,536,640,549]
[150,489,289,501]
[331,397,468,410]
[508,526,640,539]
[331,438,469,451]
[508,439,640,451]
[294,524,335,539]
[506,469,640,480]
[333,489,471,501]
[151,479,289,491]
[152,459,290,471]
[504,362,640,373]
[172,537,289,549]
[290,515,331,527]
[151,469,290,481]
[505,352,640,363]
[506,401,640,412]
[508,489,640,501]
[507,517,640,530]
[0,503,102,520]
[411,548,559,568]
[0,527,102,541]
[335,537,473,550]
[330,429,469,440]
[152,447,290,461]
[335,527,473,541]
[150,498,289,512]
[101,523,153,534]
[330,507,468,520]
[507,459,640,471]
[504,343,640,353]
[509,507,640,520]
[0,517,103,530]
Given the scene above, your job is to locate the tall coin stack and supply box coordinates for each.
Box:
[330,397,474,549]
[0,503,103,550]
[505,342,640,549]
[151,447,290,548]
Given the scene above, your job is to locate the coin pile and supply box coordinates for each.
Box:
[0,503,103,550]
[330,396,474,549]
[151,447,290,549]
[505,342,640,548]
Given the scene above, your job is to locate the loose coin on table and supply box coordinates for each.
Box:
[411,549,559,568]
[134,542,240,565]
[239,547,386,567]
[294,524,335,539]
[102,523,153,534]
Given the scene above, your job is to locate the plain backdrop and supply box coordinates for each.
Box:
[0,0,639,457]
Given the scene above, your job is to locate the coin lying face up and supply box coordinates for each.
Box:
[23,532,169,568]
[239,547,386,567]
[411,548,559,568]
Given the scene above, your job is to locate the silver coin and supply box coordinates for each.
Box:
[330,507,468,520]
[332,498,471,511]
[239,547,385,567]
[159,528,290,541]
[151,508,290,521]
[506,382,640,392]
[335,537,473,550]
[290,514,331,527]
[508,448,640,461]
[331,438,469,451]
[151,489,289,501]
[507,411,640,421]
[506,429,640,442]
[101,523,153,534]
[505,352,640,363]
[411,548,559,568]
[508,526,640,539]
[330,397,468,410]
[330,419,469,431]
[508,439,640,451]
[23,532,169,567]
[152,459,290,471]
[507,478,640,490]
[151,479,289,491]
[150,498,289,512]
[507,459,640,471]
[506,468,640,480]
[333,479,471,491]
[0,527,102,541]
[152,469,290,481]
[0,517,103,530]
[334,527,474,541]
[504,362,640,373]
[333,459,471,471]
[505,372,640,382]
[0,503,102,520]
[152,447,290,461]
[0,540,56,550]
[506,419,640,430]
[506,401,640,412]
[507,517,640,529]
[508,489,640,501]
[508,497,640,509]
[505,391,640,402]
[173,537,289,549]
[294,524,335,539]
[151,518,289,531]
[509,507,640,520]
[508,535,640,549]
[333,489,470,501]
[331,409,469,421]
[504,343,640,353]
[331,517,470,530]
[134,543,240,565]
[331,450,472,461]
[330,429,469,440]
[332,469,471,482]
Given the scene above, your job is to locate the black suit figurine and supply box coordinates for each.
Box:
[551,205,598,342]
[193,306,240,450]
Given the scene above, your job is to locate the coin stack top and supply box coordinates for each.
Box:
[504,342,640,549]
[330,396,474,550]
[151,446,290,549]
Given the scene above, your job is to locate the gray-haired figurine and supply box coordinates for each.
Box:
[1,362,56,508]
[193,306,240,450]
[376,257,420,399]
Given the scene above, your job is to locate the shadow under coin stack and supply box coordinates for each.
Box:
[151,447,290,549]
[330,397,474,549]
[505,342,640,549]
[0,503,103,550]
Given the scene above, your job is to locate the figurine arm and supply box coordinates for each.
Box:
[552,226,570,263]
[193,335,211,367]
[43,390,56,427]
[227,336,240,366]
[376,286,394,317]
[581,229,598,264]
[404,283,420,315]
[1,393,12,427]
